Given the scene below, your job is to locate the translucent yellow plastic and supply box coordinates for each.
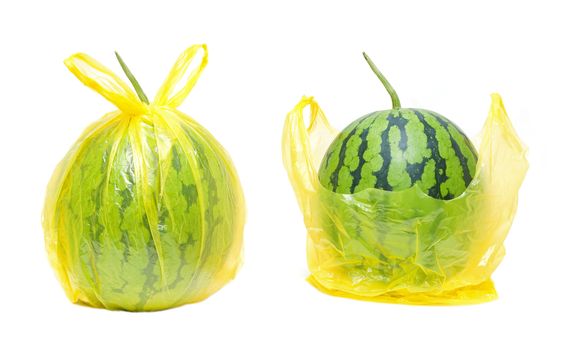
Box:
[43,45,245,311]
[282,94,527,305]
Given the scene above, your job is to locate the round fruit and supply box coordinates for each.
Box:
[43,51,244,311]
[318,53,477,199]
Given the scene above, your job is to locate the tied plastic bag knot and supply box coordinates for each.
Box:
[64,44,208,115]
[282,94,528,305]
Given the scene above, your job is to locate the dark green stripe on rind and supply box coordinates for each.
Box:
[329,121,360,191]
[349,127,369,193]
[372,112,394,191]
[411,109,449,199]
[388,111,409,151]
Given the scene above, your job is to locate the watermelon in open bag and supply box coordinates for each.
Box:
[282,53,527,305]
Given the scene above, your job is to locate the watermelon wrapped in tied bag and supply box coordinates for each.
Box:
[43,45,246,311]
[282,53,527,305]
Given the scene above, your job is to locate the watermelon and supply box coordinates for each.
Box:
[43,47,245,311]
[318,53,477,199]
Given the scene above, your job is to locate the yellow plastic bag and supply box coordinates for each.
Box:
[282,94,527,305]
[43,45,245,311]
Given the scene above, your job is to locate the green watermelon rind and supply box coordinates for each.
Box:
[318,108,478,200]
[43,108,245,311]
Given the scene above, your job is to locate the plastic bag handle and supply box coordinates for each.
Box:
[154,44,208,108]
[64,53,146,115]
[296,96,320,132]
[283,96,336,203]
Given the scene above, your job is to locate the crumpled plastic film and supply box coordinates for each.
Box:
[43,45,245,311]
[282,94,527,305]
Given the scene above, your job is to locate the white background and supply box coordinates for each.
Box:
[1,0,568,349]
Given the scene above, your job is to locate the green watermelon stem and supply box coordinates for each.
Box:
[115,51,150,104]
[363,52,401,109]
